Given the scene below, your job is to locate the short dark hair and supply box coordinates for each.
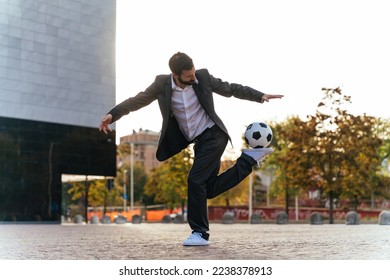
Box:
[169,52,194,75]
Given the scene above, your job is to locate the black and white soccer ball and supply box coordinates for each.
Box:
[244,122,273,148]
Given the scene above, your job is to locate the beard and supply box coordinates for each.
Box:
[178,75,196,86]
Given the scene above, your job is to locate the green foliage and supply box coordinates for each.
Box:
[268,87,388,216]
[67,178,122,208]
[116,142,150,205]
[144,147,192,209]
[208,160,250,207]
[65,88,389,214]
[116,163,148,205]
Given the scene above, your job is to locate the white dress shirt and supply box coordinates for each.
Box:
[171,75,215,141]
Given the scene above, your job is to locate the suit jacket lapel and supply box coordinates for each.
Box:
[164,78,173,117]
[193,82,211,115]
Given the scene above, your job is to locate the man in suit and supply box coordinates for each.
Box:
[99,52,283,246]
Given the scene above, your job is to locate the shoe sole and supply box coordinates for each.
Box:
[182,243,209,246]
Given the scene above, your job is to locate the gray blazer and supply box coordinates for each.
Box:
[108,69,264,161]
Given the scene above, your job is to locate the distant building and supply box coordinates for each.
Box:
[0,1,116,222]
[119,129,161,173]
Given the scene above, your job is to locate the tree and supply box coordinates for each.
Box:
[337,114,383,210]
[144,147,192,212]
[116,163,148,206]
[116,142,149,207]
[308,88,387,222]
[144,147,253,211]
[269,88,386,223]
[267,117,316,213]
[378,119,390,164]
[67,178,123,219]
[208,159,250,207]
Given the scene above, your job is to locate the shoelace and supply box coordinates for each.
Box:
[189,232,202,239]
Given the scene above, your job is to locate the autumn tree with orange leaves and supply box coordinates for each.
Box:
[269,87,387,223]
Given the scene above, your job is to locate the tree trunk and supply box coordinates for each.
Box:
[285,182,289,214]
[354,195,358,212]
[84,176,89,223]
[103,191,107,215]
[329,191,334,224]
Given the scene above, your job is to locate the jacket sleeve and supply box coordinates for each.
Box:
[202,69,265,103]
[107,76,164,123]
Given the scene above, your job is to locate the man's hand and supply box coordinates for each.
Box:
[99,114,113,134]
[261,94,284,102]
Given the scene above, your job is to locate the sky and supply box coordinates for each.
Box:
[115,0,389,157]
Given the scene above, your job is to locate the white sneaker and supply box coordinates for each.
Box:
[182,232,209,246]
[242,147,274,164]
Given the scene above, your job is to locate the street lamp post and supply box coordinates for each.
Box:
[249,169,253,223]
[130,142,134,212]
[123,170,127,212]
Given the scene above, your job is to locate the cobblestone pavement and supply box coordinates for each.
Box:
[0,223,389,260]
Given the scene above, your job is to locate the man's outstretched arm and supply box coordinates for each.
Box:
[261,94,284,102]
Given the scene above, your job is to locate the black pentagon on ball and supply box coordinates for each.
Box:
[267,133,272,142]
[259,122,268,128]
[252,131,261,140]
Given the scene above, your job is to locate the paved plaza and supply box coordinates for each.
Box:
[0,222,389,260]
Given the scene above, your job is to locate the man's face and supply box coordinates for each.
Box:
[175,67,196,86]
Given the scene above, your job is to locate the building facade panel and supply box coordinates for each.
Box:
[0,0,115,127]
[0,0,116,222]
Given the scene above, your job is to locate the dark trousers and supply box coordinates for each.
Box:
[187,125,255,233]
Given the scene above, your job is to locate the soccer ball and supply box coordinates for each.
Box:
[244,122,273,148]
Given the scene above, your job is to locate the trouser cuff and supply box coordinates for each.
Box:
[240,152,257,166]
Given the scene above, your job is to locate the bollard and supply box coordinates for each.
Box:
[310,212,324,225]
[276,211,288,224]
[74,214,84,224]
[102,215,111,224]
[161,215,172,224]
[379,210,390,225]
[222,212,234,224]
[346,211,360,225]
[132,214,142,224]
[90,215,100,224]
[250,213,262,224]
[115,215,128,224]
[173,214,184,224]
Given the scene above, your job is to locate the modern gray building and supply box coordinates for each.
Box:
[0,0,116,222]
